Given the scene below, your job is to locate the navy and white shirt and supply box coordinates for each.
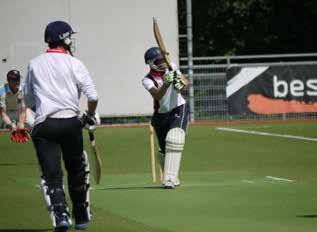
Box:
[142,63,185,113]
[25,48,98,126]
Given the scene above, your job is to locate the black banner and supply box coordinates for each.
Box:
[226,65,317,114]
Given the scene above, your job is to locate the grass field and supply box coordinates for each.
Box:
[1,121,317,232]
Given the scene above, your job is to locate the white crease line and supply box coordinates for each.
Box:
[216,127,317,142]
[34,183,152,190]
[265,176,294,182]
[91,182,150,189]
[239,125,271,129]
[242,180,255,184]
[90,182,241,190]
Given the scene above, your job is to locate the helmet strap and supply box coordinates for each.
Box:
[63,37,75,56]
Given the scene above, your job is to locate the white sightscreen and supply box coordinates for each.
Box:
[0,0,179,116]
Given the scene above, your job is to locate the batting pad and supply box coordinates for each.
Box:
[82,150,92,222]
[40,177,55,226]
[163,128,185,185]
[157,151,165,169]
[40,177,72,227]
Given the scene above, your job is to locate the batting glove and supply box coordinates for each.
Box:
[173,75,186,91]
[82,111,100,131]
[163,71,175,86]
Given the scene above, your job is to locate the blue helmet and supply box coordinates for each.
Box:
[44,21,75,45]
[144,47,166,71]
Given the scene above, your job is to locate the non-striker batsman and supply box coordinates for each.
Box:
[25,21,99,232]
[142,47,189,189]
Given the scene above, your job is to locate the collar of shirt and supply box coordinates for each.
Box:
[150,70,165,79]
[46,48,68,54]
[4,83,22,95]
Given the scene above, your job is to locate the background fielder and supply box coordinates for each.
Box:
[142,47,189,189]
[25,21,99,232]
[0,69,34,140]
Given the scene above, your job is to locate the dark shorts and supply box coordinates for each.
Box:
[151,104,189,153]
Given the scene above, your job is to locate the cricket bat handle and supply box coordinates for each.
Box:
[89,131,95,141]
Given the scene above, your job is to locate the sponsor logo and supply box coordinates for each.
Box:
[248,94,317,114]
[273,75,317,98]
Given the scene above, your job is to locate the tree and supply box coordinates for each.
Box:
[178,0,317,56]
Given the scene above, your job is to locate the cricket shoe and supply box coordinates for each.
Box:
[53,212,72,232]
[75,223,88,230]
[73,203,91,230]
[163,180,175,189]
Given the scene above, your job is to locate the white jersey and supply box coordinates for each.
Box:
[142,63,186,113]
[25,48,98,126]
[0,83,25,111]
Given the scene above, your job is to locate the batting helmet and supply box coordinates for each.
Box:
[144,47,166,72]
[44,21,75,45]
[7,69,21,82]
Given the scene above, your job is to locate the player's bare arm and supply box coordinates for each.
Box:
[149,84,169,100]
[0,107,16,130]
[17,106,26,129]
[149,71,175,100]
[87,100,98,115]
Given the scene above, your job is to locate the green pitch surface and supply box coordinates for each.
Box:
[1,121,317,231]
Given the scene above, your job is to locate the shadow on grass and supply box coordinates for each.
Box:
[296,214,317,218]
[0,230,50,232]
[0,162,37,167]
[95,185,165,191]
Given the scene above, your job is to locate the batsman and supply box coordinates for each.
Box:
[142,47,189,189]
[25,21,99,232]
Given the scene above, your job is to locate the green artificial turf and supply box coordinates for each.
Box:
[1,121,317,231]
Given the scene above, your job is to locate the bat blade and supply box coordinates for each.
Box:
[89,131,102,184]
[153,17,167,54]
[153,17,173,71]
[153,17,189,91]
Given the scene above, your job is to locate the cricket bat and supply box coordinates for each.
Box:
[88,131,102,184]
[153,17,188,87]
[153,17,173,71]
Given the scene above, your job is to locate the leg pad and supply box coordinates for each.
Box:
[163,128,186,187]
